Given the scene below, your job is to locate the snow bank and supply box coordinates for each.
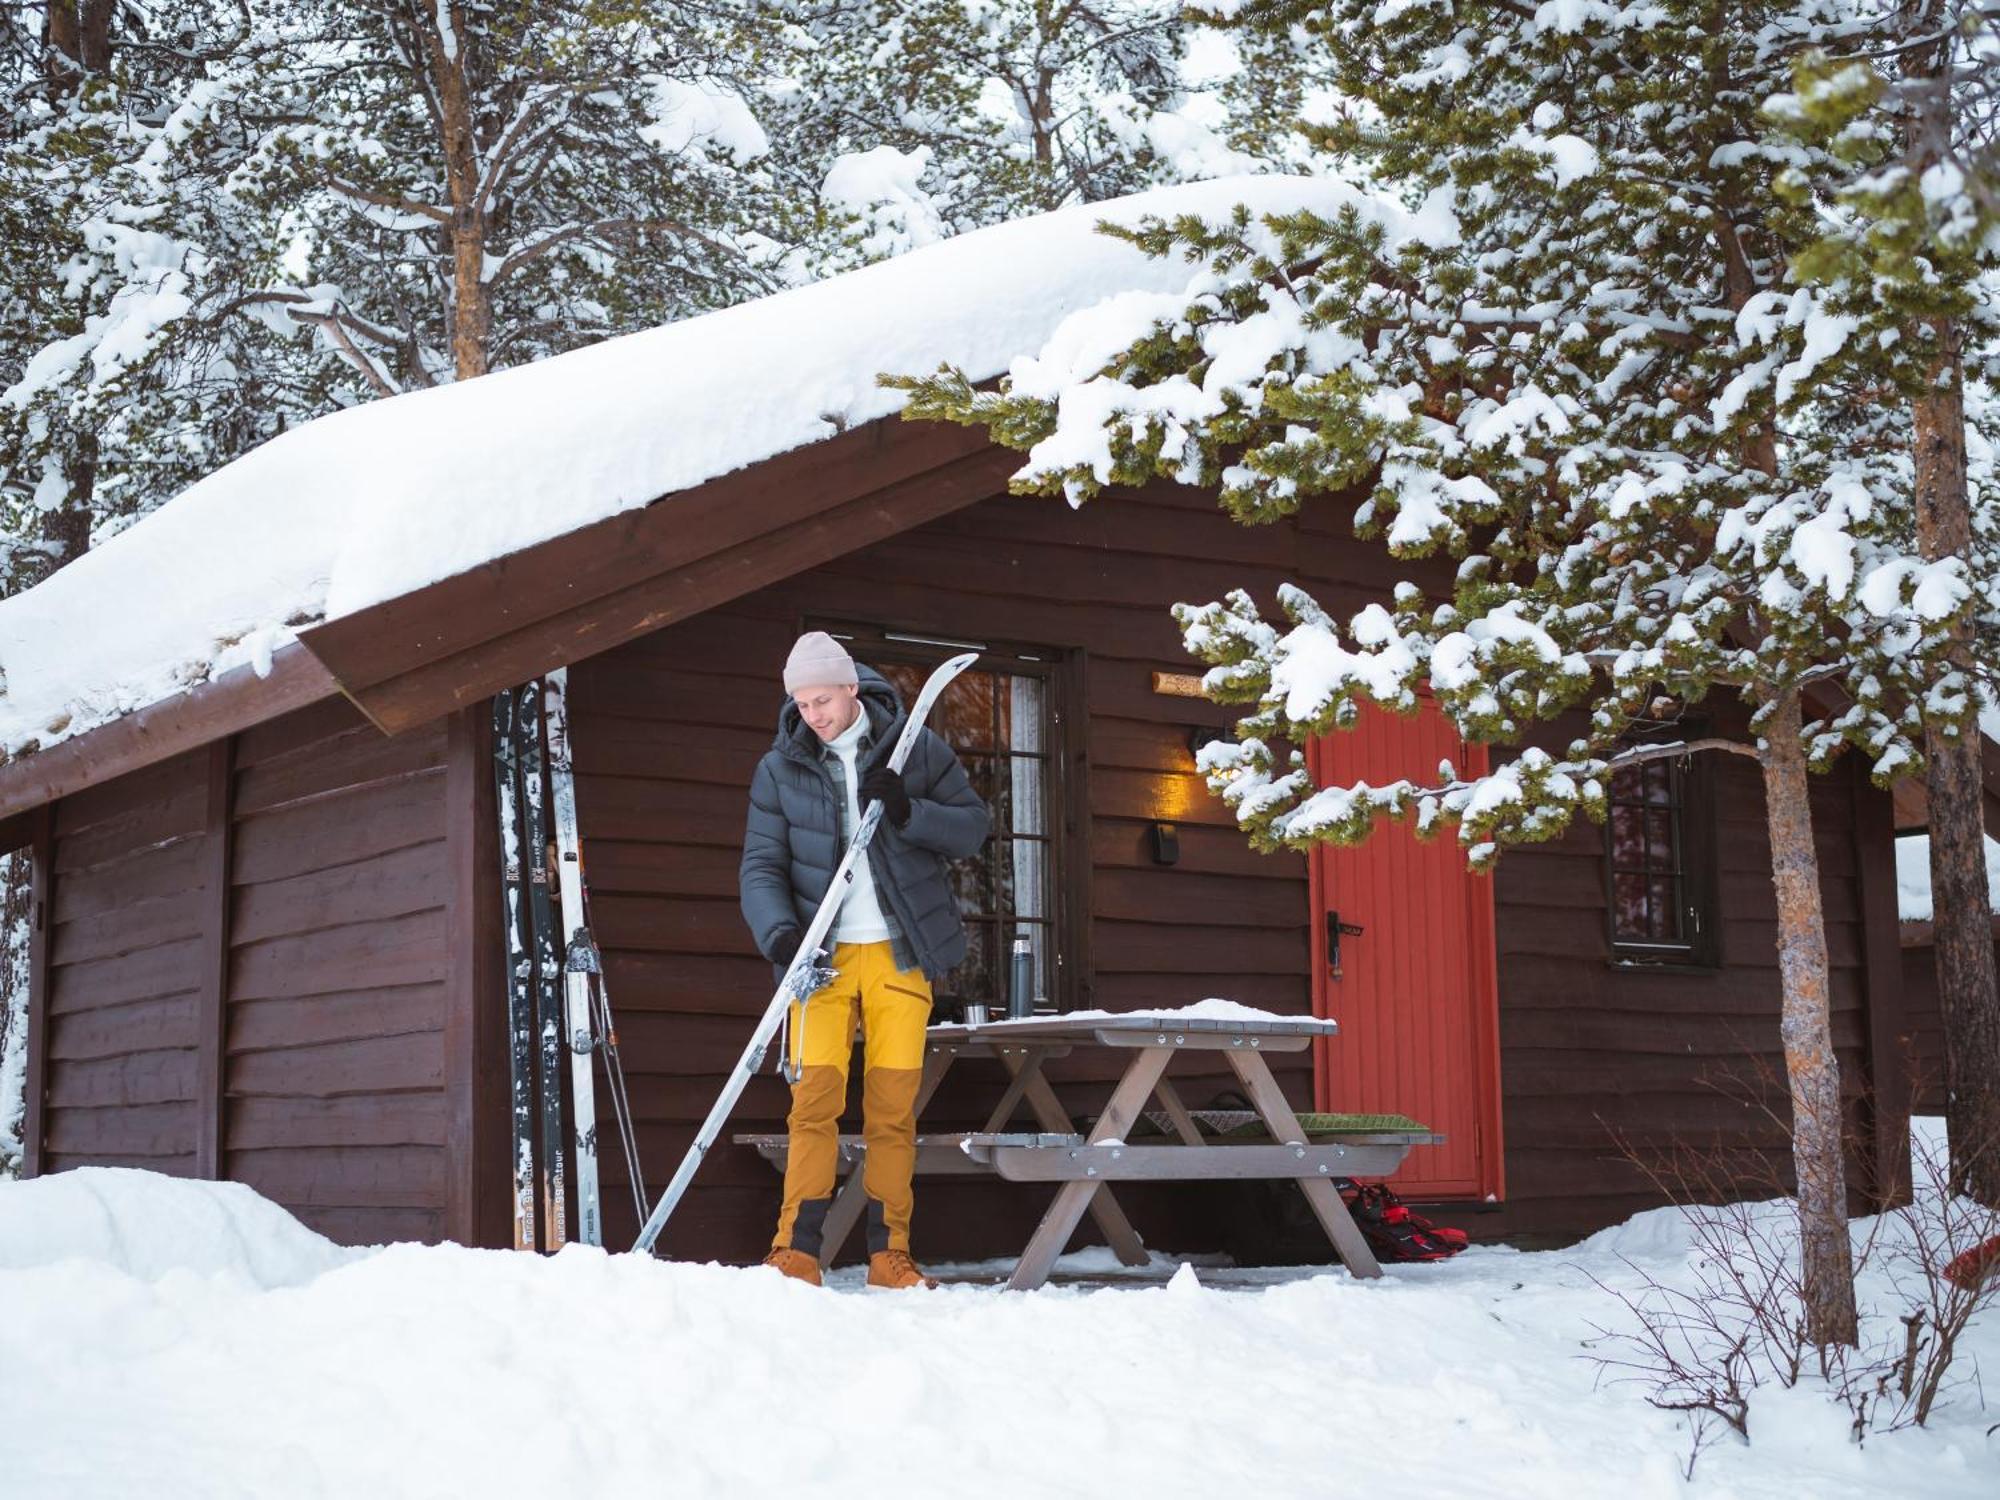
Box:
[1895,831,2000,921]
[0,174,1351,760]
[0,1134,1992,1498]
[0,1166,356,1287]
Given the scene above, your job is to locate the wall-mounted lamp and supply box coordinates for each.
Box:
[1150,821,1181,866]
[1187,726,1225,762]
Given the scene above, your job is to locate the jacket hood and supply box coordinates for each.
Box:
[774,661,906,765]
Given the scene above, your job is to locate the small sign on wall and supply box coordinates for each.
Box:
[1151,671,1206,699]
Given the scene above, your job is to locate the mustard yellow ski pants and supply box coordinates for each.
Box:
[771,940,933,1257]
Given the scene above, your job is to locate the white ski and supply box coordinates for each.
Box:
[515,680,569,1249]
[543,668,605,1247]
[632,651,978,1255]
[543,667,651,1235]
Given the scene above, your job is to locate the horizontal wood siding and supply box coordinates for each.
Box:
[223,699,451,1246]
[1899,933,1995,1116]
[26,463,1898,1261]
[1478,744,1879,1242]
[41,749,214,1174]
[568,483,1336,1262]
[569,476,1892,1259]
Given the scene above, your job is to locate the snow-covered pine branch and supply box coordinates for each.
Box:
[894,0,2000,1350]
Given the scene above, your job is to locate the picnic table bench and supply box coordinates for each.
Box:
[734,1010,1440,1290]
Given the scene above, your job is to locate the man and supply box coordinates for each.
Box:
[740,630,990,1288]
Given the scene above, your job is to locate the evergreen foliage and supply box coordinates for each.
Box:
[0,1,778,594]
[895,0,1998,869]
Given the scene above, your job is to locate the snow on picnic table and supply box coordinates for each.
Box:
[0,1148,1992,1500]
[0,172,1393,763]
[958,997,1321,1026]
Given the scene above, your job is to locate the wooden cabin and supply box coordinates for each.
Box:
[0,399,1955,1263]
[4,168,1979,1260]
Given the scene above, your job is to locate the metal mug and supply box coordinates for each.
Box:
[962,1003,990,1026]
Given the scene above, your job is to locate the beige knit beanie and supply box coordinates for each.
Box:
[782,630,858,693]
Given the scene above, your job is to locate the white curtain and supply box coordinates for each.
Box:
[1008,676,1045,999]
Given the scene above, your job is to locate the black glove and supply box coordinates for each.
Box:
[859,763,911,828]
[766,924,804,965]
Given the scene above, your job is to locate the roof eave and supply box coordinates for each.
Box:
[0,411,1014,833]
[297,411,1007,735]
[0,642,340,831]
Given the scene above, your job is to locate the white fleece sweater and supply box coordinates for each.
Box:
[827,709,893,944]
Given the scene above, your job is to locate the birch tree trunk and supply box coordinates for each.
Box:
[1760,689,1859,1347]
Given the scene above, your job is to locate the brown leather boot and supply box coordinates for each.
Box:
[867,1249,939,1289]
[762,1248,823,1286]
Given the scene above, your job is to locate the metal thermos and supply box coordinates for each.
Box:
[1009,936,1035,1019]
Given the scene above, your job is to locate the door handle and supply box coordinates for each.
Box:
[1327,910,1365,980]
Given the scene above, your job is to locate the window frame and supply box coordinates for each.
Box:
[1601,732,1721,969]
[806,618,1088,1012]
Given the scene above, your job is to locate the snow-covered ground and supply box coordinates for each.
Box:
[0,1129,1992,1499]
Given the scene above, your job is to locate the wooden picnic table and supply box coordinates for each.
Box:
[735,1011,1439,1290]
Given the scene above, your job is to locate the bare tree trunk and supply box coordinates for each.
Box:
[43,0,112,87]
[0,451,91,1180]
[1913,336,2000,1203]
[1901,5,2000,1206]
[1717,208,1860,1343]
[0,850,33,1176]
[428,7,491,381]
[1760,689,1860,1348]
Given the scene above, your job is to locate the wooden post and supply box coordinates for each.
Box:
[1852,759,1911,1207]
[21,807,53,1178]
[194,739,233,1179]
[444,706,503,1247]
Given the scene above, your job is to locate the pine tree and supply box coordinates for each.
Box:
[0,2,784,1167]
[892,0,2000,1347]
[1,2,781,562]
[1769,0,2000,1207]
[768,0,1268,274]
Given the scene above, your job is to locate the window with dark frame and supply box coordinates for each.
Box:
[1607,756,1687,945]
[814,623,1071,1014]
[1604,743,1716,964]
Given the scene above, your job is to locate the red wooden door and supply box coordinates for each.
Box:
[1307,701,1504,1201]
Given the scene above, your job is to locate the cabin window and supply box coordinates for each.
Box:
[816,623,1074,1013]
[1604,745,1717,965]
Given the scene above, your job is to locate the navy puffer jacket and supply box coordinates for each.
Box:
[739,664,990,983]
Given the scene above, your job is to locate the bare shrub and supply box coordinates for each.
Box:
[1583,1075,1998,1473]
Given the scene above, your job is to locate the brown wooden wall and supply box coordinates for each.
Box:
[563,474,1904,1260]
[565,480,1334,1261]
[1898,925,1998,1117]
[1478,752,1891,1243]
[40,748,215,1175]
[222,701,452,1244]
[24,464,1904,1262]
[32,697,457,1247]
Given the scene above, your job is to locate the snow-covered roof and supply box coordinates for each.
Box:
[0,174,1366,761]
[1893,831,2000,923]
